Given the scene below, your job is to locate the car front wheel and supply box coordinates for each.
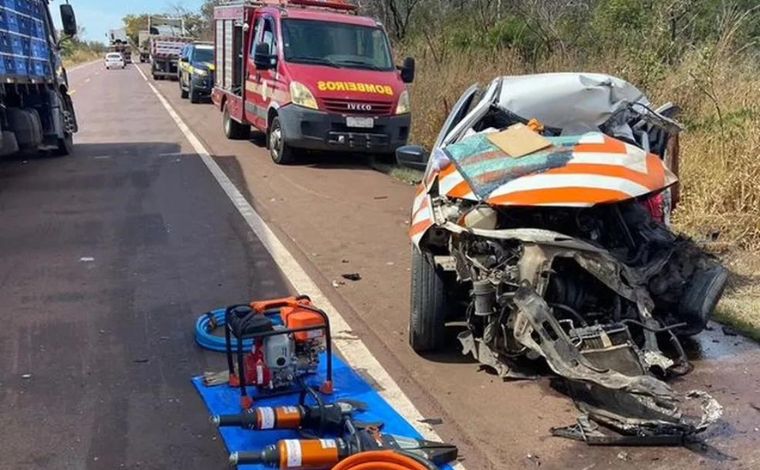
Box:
[409,248,448,353]
[189,81,200,103]
[268,116,297,165]
[180,77,189,99]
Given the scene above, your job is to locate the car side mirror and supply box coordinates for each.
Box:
[396,145,428,171]
[400,57,415,84]
[180,57,189,63]
[254,43,275,70]
[60,4,77,37]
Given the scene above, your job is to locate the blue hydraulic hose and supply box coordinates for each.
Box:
[195,308,254,352]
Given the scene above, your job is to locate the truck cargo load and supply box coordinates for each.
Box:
[0,0,78,157]
[150,36,190,80]
[0,0,55,81]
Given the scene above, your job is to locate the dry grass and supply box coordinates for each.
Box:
[63,49,101,67]
[401,35,760,335]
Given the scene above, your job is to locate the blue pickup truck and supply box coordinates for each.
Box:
[0,0,78,156]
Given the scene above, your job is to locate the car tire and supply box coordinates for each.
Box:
[180,79,189,99]
[54,132,74,157]
[677,265,728,336]
[409,248,448,353]
[223,103,250,140]
[189,81,200,104]
[268,116,297,165]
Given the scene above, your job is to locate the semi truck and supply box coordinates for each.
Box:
[147,16,190,80]
[138,30,151,63]
[150,36,190,80]
[0,0,78,157]
[211,0,415,164]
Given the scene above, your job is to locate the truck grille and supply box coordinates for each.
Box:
[322,98,393,116]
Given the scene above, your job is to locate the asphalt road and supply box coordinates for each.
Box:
[0,60,758,469]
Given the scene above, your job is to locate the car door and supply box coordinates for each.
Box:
[246,14,277,130]
[244,15,265,129]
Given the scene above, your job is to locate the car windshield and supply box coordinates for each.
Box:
[193,47,213,63]
[282,19,393,71]
[106,53,121,59]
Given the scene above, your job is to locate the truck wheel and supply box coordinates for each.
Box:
[268,116,297,165]
[54,132,74,156]
[189,82,200,104]
[409,248,448,353]
[223,104,249,140]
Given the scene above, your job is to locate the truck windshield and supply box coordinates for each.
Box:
[282,19,393,71]
[194,47,213,63]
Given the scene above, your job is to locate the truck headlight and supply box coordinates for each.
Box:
[395,90,411,115]
[193,68,208,77]
[290,81,318,110]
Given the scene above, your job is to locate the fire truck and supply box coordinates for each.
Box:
[211,0,415,164]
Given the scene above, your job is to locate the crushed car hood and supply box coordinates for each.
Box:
[410,132,677,246]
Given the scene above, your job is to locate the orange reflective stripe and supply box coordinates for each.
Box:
[409,220,432,238]
[447,180,473,199]
[544,162,664,190]
[439,163,457,178]
[411,196,429,221]
[489,187,631,206]
[646,153,666,186]
[574,137,627,154]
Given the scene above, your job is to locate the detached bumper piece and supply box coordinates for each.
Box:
[512,286,722,445]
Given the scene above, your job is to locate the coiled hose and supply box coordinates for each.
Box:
[333,451,437,470]
[194,308,254,352]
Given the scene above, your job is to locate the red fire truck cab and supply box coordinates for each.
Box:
[211,0,415,164]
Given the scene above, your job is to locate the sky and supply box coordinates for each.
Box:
[51,0,206,42]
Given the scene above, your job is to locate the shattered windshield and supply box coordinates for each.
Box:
[282,19,394,71]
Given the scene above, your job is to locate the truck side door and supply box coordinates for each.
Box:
[246,14,277,130]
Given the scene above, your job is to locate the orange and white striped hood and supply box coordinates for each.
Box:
[409,131,677,246]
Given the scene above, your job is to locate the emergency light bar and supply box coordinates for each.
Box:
[220,0,357,13]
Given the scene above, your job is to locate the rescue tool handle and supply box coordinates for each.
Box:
[229,451,262,465]
[215,414,248,427]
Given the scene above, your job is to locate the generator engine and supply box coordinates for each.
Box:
[226,297,328,395]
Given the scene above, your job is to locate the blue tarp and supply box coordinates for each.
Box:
[192,353,453,469]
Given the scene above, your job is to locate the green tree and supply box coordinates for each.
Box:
[122,14,149,44]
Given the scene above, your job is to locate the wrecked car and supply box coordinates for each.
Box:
[398,73,727,444]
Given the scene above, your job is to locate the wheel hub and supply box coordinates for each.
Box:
[271,127,282,160]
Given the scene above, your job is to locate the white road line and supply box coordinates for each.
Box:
[133,65,464,468]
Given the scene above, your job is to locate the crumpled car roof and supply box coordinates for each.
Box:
[496,73,649,134]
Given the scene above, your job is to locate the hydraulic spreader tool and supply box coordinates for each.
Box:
[228,419,458,469]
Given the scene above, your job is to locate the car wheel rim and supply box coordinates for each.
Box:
[270,126,282,160]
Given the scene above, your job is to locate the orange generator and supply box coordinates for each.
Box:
[224,295,332,408]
